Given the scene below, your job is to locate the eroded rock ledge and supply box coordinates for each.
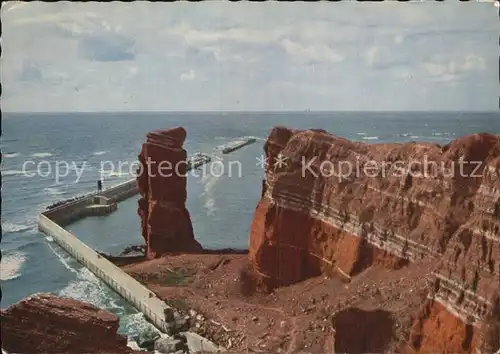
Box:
[1,293,139,353]
[137,127,202,259]
[248,126,500,352]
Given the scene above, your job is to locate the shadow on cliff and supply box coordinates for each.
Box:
[332,307,394,354]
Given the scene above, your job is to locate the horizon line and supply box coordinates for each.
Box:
[3,109,499,115]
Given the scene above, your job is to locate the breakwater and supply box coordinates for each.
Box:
[39,214,174,333]
[43,179,137,226]
[220,136,257,154]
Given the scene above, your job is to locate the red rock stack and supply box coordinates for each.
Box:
[137,127,202,258]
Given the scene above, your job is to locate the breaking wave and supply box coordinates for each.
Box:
[3,152,19,158]
[2,170,27,176]
[31,152,53,158]
[362,136,379,140]
[123,312,160,341]
[2,222,34,234]
[43,187,65,196]
[93,151,108,156]
[1,252,26,281]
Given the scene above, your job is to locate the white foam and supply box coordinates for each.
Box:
[362,136,379,140]
[46,241,79,275]
[31,152,53,158]
[69,162,91,171]
[98,169,130,178]
[127,341,141,351]
[123,312,160,339]
[2,222,33,234]
[3,153,19,158]
[356,132,367,136]
[201,168,220,215]
[59,267,126,313]
[93,151,108,156]
[410,136,420,139]
[43,187,65,196]
[1,252,26,281]
[108,171,129,177]
[48,243,126,312]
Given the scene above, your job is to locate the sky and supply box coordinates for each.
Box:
[1,1,499,112]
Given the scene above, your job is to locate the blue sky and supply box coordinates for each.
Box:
[1,1,499,112]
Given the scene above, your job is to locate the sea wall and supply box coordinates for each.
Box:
[43,197,97,226]
[39,214,174,334]
[100,179,138,203]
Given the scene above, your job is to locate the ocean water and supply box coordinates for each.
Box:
[2,111,499,337]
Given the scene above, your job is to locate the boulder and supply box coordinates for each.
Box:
[154,336,187,353]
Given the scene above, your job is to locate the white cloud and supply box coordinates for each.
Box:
[423,54,486,78]
[165,23,286,46]
[462,54,486,71]
[364,46,393,68]
[128,66,138,75]
[281,39,344,63]
[180,69,196,82]
[423,62,449,76]
[394,35,404,44]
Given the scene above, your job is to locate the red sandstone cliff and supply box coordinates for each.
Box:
[137,127,202,259]
[1,293,140,353]
[248,127,500,352]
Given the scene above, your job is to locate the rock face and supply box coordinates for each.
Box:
[1,293,136,353]
[248,127,500,351]
[137,127,202,258]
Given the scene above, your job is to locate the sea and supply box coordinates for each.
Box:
[2,111,499,339]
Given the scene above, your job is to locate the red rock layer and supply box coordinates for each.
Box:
[248,127,500,350]
[0,293,138,353]
[137,127,202,258]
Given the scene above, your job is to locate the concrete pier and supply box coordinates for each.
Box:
[220,136,256,154]
[39,214,174,334]
[42,179,137,226]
